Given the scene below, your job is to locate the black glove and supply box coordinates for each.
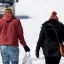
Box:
[35,52,39,58]
[24,45,30,52]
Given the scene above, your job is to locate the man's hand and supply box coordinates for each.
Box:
[24,45,30,52]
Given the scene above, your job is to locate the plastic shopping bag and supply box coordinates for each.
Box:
[22,52,32,64]
[32,57,45,64]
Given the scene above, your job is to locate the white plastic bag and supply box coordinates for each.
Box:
[32,57,45,64]
[22,52,32,64]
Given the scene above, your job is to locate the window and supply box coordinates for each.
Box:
[0,0,14,4]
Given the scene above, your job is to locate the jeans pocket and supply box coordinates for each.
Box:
[9,46,19,62]
[0,46,8,53]
[9,46,19,54]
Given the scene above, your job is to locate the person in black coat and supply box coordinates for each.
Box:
[36,11,64,64]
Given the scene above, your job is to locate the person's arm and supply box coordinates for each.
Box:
[17,20,30,52]
[36,25,45,58]
[61,25,64,42]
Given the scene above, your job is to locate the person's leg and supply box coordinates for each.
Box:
[0,46,10,64]
[45,56,61,64]
[11,62,18,64]
[8,46,19,64]
[45,57,51,64]
[3,61,9,64]
[53,56,61,64]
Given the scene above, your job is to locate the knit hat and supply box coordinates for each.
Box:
[52,11,57,15]
[50,11,58,20]
[4,8,12,15]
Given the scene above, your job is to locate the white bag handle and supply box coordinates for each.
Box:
[25,52,31,57]
[22,52,32,64]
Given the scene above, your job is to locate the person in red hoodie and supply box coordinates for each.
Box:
[0,8,30,64]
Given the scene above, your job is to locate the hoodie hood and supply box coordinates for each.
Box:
[2,13,15,22]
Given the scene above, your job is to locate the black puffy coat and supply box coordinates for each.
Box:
[36,19,64,57]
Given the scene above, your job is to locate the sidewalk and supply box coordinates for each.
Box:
[0,57,64,64]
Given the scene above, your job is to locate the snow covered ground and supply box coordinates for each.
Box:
[0,0,64,64]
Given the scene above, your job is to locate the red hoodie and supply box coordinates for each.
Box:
[0,13,26,47]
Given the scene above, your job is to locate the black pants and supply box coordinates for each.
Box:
[45,56,61,64]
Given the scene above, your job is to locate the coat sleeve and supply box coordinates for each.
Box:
[17,20,26,47]
[36,25,45,53]
[60,25,64,42]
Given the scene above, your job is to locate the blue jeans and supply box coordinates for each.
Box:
[0,46,19,64]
